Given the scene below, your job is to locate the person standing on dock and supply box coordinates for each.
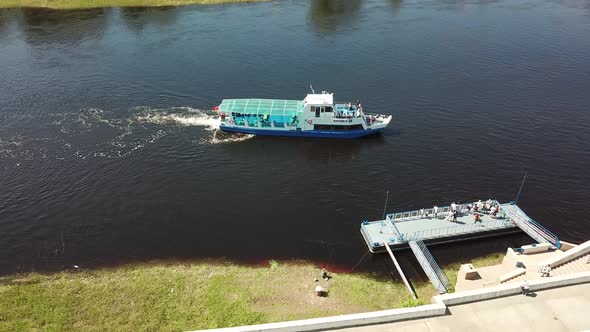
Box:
[451,202,457,212]
[433,205,439,219]
[490,205,499,217]
[474,213,482,223]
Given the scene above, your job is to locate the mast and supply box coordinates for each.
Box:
[514,172,528,204]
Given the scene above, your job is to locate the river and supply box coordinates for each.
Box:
[1,0,590,276]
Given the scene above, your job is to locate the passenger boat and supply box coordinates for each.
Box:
[212,91,392,138]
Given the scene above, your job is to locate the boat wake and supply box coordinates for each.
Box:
[133,107,253,144]
[0,106,252,164]
[134,107,221,130]
[210,129,253,144]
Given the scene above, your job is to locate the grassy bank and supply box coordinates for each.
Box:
[0,260,434,331]
[443,252,505,290]
[0,254,504,331]
[0,0,268,9]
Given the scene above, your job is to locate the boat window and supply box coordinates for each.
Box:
[324,107,333,113]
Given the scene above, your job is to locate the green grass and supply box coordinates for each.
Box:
[0,0,269,9]
[0,254,504,331]
[0,260,436,331]
[442,252,505,292]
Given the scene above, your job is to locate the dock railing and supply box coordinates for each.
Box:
[403,218,511,242]
[385,201,500,223]
[503,205,561,249]
[386,216,403,241]
[409,240,451,294]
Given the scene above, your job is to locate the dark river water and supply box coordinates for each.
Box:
[1,0,590,277]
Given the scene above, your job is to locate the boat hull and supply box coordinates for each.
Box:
[219,125,383,138]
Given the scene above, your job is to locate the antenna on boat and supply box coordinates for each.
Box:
[309,84,316,94]
[514,171,528,204]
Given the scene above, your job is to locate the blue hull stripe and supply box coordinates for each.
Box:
[219,125,382,138]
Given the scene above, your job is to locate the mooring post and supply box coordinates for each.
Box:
[383,241,417,299]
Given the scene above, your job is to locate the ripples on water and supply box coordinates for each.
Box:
[1,0,590,276]
[0,107,251,163]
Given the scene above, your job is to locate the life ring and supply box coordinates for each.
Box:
[306,119,312,125]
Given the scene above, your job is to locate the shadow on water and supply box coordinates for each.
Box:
[120,6,178,32]
[0,9,16,36]
[387,0,403,15]
[221,134,386,163]
[308,0,363,33]
[15,8,107,46]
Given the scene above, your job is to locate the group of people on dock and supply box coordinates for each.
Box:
[426,199,501,224]
[412,199,502,224]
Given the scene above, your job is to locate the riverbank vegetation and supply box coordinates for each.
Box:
[444,251,505,289]
[0,0,268,10]
[0,254,503,331]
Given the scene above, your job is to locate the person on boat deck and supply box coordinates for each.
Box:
[347,102,353,111]
[451,202,457,212]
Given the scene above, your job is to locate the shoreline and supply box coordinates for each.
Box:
[0,254,504,331]
[0,0,269,10]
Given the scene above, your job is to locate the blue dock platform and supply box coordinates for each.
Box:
[360,200,561,295]
[360,201,561,253]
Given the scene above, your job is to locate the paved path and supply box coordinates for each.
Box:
[335,283,590,332]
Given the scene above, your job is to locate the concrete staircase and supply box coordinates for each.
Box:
[551,254,590,276]
[507,253,590,284]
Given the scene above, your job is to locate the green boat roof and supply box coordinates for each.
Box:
[219,99,304,116]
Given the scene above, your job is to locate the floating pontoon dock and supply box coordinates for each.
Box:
[360,201,561,294]
[361,201,560,253]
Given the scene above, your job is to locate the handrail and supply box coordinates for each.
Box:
[409,240,449,294]
[385,200,501,223]
[403,218,511,242]
[386,216,404,241]
[417,240,450,290]
[504,207,560,248]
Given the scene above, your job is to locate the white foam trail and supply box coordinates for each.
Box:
[2,106,253,163]
[133,107,253,144]
[209,130,254,144]
[135,107,220,130]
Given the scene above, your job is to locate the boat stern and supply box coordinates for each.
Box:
[366,114,392,130]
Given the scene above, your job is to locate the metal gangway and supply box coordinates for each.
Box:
[503,204,561,249]
[408,240,450,294]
